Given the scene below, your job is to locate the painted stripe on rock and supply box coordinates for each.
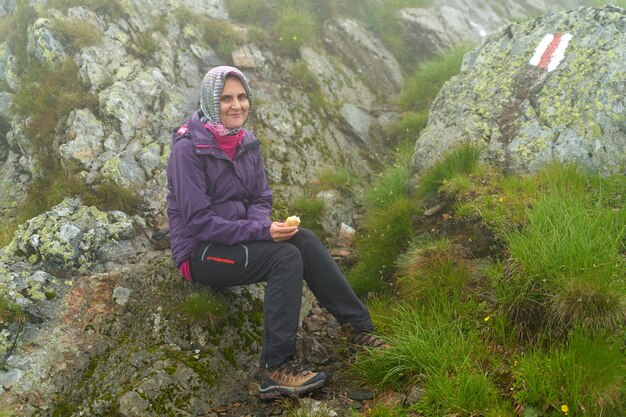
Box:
[529,33,573,72]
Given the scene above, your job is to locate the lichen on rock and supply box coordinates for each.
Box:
[412,6,626,176]
[2,197,148,273]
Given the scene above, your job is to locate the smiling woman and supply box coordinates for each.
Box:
[166,65,387,399]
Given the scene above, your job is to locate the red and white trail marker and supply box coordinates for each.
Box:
[529,33,573,72]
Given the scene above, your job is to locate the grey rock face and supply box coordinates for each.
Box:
[412,6,626,176]
[2,197,150,273]
[58,109,105,169]
[324,18,404,98]
[27,18,66,66]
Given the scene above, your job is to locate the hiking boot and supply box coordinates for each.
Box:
[258,360,328,398]
[343,324,390,351]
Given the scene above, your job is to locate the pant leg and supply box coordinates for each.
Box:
[287,228,374,332]
[189,241,304,369]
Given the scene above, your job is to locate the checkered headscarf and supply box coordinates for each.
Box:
[200,66,253,136]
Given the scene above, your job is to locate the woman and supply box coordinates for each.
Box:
[166,66,386,397]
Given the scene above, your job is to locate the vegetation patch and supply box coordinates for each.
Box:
[179,292,227,327]
[49,17,103,53]
[349,141,419,295]
[46,0,126,19]
[399,43,473,111]
[351,159,624,417]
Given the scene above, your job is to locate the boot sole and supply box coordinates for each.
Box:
[258,376,328,399]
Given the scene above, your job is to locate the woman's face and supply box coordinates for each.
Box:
[219,76,250,129]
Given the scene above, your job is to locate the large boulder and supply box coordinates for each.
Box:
[412,6,626,176]
[2,197,150,274]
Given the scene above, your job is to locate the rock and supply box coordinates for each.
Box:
[0,369,22,389]
[333,223,356,248]
[2,197,147,273]
[324,19,404,98]
[27,18,66,66]
[302,314,326,332]
[112,286,132,305]
[232,45,265,68]
[300,46,375,109]
[412,6,626,176]
[118,390,152,417]
[406,385,425,405]
[58,109,105,169]
[347,390,374,401]
[315,190,356,237]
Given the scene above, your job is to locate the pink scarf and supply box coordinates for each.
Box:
[205,123,244,160]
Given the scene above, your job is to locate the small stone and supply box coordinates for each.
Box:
[112,286,132,306]
[118,391,151,417]
[302,315,325,332]
[248,381,260,396]
[347,390,374,401]
[406,385,425,405]
[0,369,23,388]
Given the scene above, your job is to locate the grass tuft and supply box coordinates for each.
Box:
[272,9,319,56]
[504,192,625,333]
[50,17,103,53]
[399,43,472,111]
[349,196,416,295]
[513,330,624,417]
[0,294,28,324]
[179,293,226,326]
[415,142,482,201]
[396,237,471,298]
[314,167,356,194]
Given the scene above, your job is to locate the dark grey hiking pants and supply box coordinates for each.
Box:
[188,228,373,369]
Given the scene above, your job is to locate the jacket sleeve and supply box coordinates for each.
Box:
[168,141,272,245]
[246,146,273,222]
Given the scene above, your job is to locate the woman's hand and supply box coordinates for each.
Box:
[270,221,299,242]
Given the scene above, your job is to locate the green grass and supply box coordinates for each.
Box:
[46,0,126,19]
[50,17,103,53]
[349,196,417,294]
[224,0,275,26]
[396,237,471,298]
[415,142,482,201]
[11,58,97,161]
[315,167,357,194]
[179,293,226,325]
[513,330,624,417]
[364,141,414,209]
[399,44,473,111]
[0,168,144,247]
[202,18,244,59]
[504,192,625,333]
[389,110,429,144]
[290,196,325,235]
[352,300,483,390]
[350,159,624,416]
[349,141,419,295]
[273,9,319,56]
[416,367,500,416]
[0,0,35,74]
[0,294,27,324]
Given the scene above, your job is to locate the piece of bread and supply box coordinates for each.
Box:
[285,215,301,227]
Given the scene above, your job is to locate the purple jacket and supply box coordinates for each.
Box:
[166,110,273,267]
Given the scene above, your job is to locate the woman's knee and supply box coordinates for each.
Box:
[270,243,303,274]
[290,227,319,246]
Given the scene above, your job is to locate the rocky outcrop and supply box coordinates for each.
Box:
[397,0,584,64]
[412,5,626,176]
[2,197,150,274]
[0,0,603,415]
